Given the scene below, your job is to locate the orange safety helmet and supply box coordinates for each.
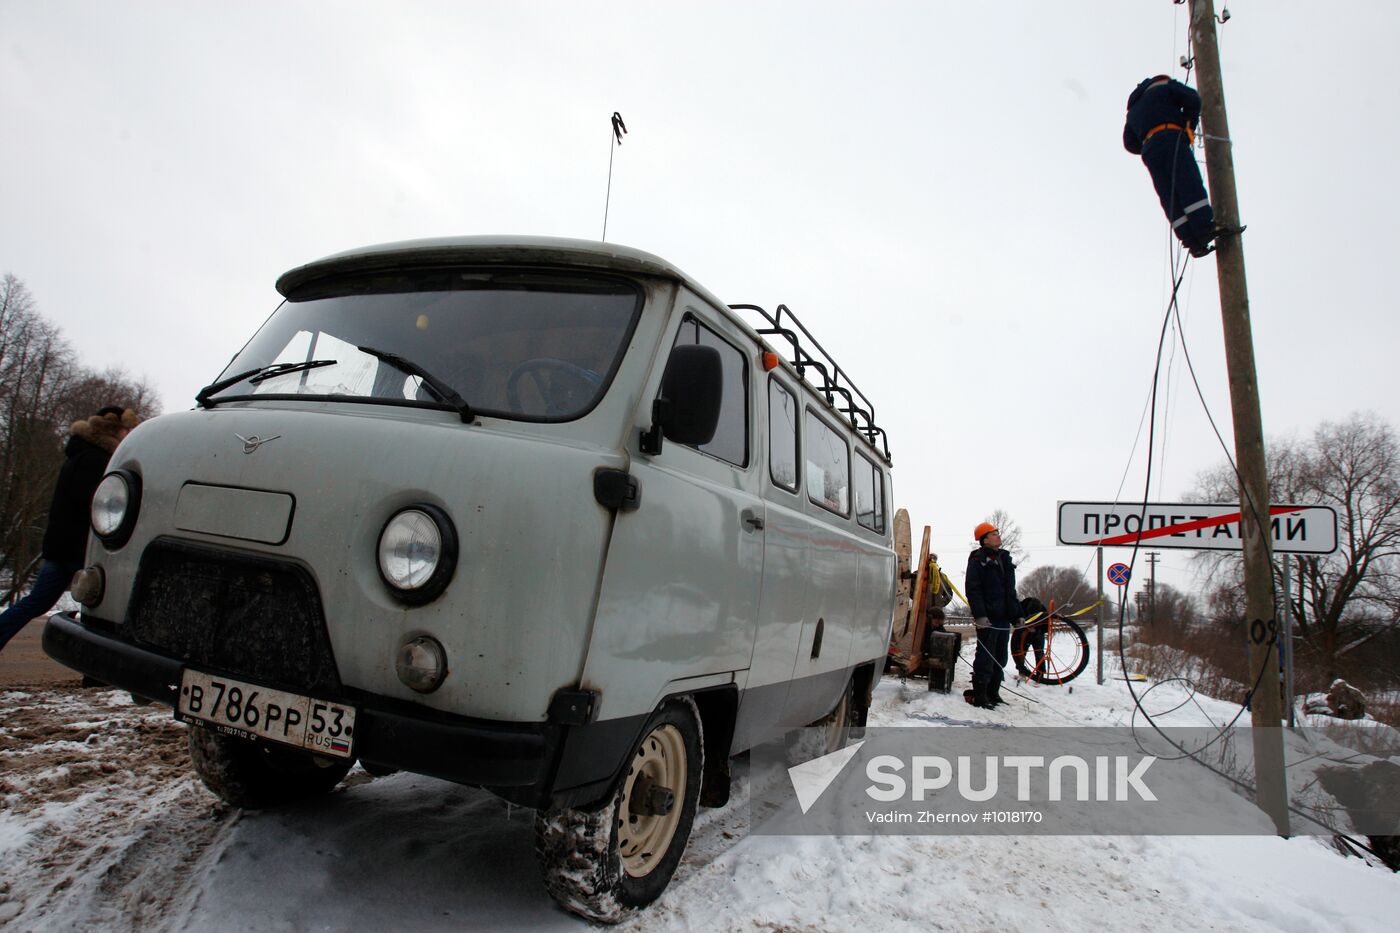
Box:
[973,522,999,543]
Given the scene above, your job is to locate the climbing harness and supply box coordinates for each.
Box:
[1144,122,1195,146]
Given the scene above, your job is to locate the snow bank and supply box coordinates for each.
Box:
[2,657,1398,931]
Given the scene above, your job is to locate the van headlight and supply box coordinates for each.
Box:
[376,505,457,605]
[92,471,141,548]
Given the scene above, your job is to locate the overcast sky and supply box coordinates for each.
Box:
[3,1,1396,601]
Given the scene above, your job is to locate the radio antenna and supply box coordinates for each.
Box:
[602,111,627,242]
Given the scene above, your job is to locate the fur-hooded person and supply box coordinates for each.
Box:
[0,406,142,653]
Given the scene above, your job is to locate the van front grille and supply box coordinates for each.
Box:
[126,539,341,695]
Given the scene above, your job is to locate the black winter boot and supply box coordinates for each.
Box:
[972,682,994,709]
[987,683,1004,707]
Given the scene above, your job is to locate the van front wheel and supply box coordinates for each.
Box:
[535,696,703,924]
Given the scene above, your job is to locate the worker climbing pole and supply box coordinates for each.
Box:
[1124,74,1227,257]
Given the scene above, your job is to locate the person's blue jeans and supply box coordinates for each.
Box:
[0,560,80,652]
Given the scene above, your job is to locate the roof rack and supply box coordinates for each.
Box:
[729,303,891,463]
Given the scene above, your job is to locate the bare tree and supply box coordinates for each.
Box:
[62,366,161,426]
[1205,579,1246,627]
[0,274,75,601]
[1020,562,1130,619]
[1131,581,1202,629]
[1191,413,1400,678]
[0,274,161,603]
[1145,580,1198,627]
[1020,564,1095,612]
[984,508,1023,562]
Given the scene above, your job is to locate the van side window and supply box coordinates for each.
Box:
[769,379,799,492]
[672,316,748,466]
[804,409,849,515]
[855,453,886,533]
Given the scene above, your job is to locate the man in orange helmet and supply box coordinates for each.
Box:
[965,521,1020,709]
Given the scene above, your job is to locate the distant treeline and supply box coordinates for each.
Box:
[1,273,159,603]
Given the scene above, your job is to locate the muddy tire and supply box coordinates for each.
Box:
[813,678,854,754]
[534,696,703,924]
[784,677,855,768]
[187,724,353,809]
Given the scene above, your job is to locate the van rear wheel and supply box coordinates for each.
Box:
[534,696,703,924]
[786,677,856,767]
[812,677,855,755]
[187,724,353,809]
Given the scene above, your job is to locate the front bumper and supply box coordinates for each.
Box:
[42,611,556,793]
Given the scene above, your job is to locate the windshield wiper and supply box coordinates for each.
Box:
[195,359,339,408]
[357,345,474,423]
[248,358,338,384]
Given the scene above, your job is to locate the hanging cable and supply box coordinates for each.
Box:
[1112,214,1384,859]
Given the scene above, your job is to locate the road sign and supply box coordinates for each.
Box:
[1107,562,1131,586]
[1057,501,1339,555]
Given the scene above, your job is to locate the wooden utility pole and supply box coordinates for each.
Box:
[1190,0,1290,835]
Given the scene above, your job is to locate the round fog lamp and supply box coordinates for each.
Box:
[396,636,448,694]
[71,566,106,607]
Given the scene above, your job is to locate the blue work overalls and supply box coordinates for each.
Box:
[1124,77,1215,254]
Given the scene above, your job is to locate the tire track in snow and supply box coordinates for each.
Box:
[0,687,234,930]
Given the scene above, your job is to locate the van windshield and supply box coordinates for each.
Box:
[206,270,643,422]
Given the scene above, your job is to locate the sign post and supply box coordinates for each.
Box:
[1106,562,1131,647]
[1096,547,1105,685]
[1282,554,1295,729]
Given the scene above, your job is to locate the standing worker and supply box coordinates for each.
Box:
[965,521,1020,709]
[0,407,139,652]
[1123,75,1225,258]
[1013,596,1049,680]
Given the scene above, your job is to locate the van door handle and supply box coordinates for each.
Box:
[742,510,765,531]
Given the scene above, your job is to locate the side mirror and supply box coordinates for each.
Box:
[640,344,723,454]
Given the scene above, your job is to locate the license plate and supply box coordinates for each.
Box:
[177,669,356,759]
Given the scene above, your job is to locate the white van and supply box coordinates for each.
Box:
[45,236,895,921]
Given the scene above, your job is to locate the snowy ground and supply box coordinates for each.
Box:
[2,655,1398,931]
